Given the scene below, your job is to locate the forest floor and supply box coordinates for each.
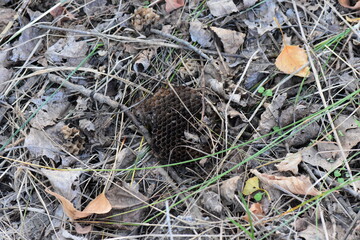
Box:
[0,0,360,239]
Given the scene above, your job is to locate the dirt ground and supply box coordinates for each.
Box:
[0,0,360,239]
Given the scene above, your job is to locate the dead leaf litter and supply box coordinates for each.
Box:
[0,0,359,239]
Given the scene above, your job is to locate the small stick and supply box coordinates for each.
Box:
[150,29,212,62]
[301,163,360,200]
[48,74,152,144]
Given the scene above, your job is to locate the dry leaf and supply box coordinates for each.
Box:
[202,191,223,214]
[338,0,360,10]
[242,176,260,195]
[302,115,360,171]
[0,66,12,92]
[275,45,310,77]
[84,0,107,16]
[58,228,88,240]
[251,169,320,196]
[254,93,287,137]
[243,0,282,36]
[220,176,241,203]
[50,6,65,17]
[97,183,149,230]
[45,37,89,66]
[74,223,92,234]
[41,169,82,200]
[0,8,16,34]
[30,91,70,129]
[275,152,302,174]
[243,203,265,222]
[210,27,245,54]
[189,20,213,48]
[11,27,43,62]
[82,192,112,215]
[165,0,185,13]
[133,48,157,73]
[207,0,238,17]
[46,189,111,220]
[24,128,58,159]
[286,122,320,147]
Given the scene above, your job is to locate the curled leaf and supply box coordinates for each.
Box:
[338,0,360,10]
[275,152,302,174]
[251,170,320,196]
[46,189,112,220]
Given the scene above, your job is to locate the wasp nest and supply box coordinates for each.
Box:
[132,7,160,31]
[134,86,209,162]
[60,125,85,155]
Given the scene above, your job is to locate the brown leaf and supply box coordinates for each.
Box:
[74,223,92,234]
[220,176,241,203]
[96,184,149,230]
[301,115,360,171]
[46,189,111,220]
[275,45,310,77]
[286,122,320,147]
[207,0,238,17]
[165,0,185,13]
[243,203,265,222]
[255,93,287,137]
[210,27,245,54]
[275,152,302,174]
[251,170,321,196]
[50,6,65,17]
[81,192,112,215]
[338,0,360,10]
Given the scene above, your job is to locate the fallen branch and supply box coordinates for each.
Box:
[48,74,152,144]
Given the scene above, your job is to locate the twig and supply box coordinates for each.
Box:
[165,201,174,240]
[10,66,151,94]
[292,0,357,191]
[301,163,360,200]
[47,74,152,144]
[150,29,212,62]
[344,210,360,240]
[34,25,244,59]
[35,24,182,49]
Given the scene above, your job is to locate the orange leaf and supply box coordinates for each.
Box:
[338,0,360,10]
[243,203,265,222]
[81,192,112,215]
[46,189,111,220]
[275,45,310,77]
[165,0,184,13]
[251,170,320,196]
[50,6,65,18]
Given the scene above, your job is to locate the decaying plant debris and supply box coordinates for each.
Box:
[0,0,359,239]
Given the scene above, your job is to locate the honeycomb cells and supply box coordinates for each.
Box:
[135,86,203,161]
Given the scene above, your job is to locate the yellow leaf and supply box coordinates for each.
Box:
[346,16,360,22]
[242,176,260,195]
[275,45,310,77]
